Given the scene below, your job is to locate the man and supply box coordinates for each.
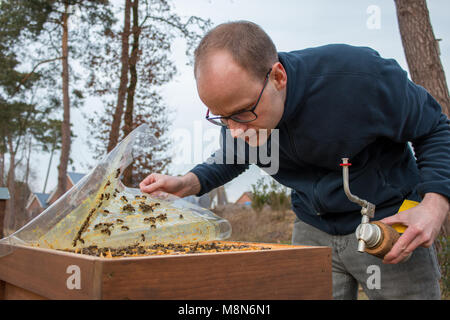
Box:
[140,21,449,299]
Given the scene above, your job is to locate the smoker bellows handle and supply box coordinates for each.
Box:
[340,158,374,252]
[340,158,401,258]
[340,158,375,218]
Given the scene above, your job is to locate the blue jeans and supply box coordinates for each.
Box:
[292,217,442,299]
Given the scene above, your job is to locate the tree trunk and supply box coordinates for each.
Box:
[107,0,131,153]
[395,0,450,250]
[24,135,32,186]
[4,134,15,236]
[122,0,140,186]
[55,1,71,199]
[394,0,450,116]
[0,152,4,187]
[217,186,228,206]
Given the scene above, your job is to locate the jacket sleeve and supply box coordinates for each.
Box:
[371,56,450,201]
[189,127,249,196]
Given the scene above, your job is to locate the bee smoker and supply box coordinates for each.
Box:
[340,158,401,259]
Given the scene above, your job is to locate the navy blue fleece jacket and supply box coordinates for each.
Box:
[189,44,450,235]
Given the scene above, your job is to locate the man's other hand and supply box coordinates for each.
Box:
[380,192,449,264]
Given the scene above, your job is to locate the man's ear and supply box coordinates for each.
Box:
[271,62,287,91]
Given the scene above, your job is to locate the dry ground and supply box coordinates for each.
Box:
[212,204,296,244]
[212,204,448,300]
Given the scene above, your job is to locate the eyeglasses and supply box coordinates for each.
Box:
[205,68,272,127]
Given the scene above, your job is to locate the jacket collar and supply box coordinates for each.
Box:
[277,51,308,126]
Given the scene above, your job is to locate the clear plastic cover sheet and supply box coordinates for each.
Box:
[0,124,231,257]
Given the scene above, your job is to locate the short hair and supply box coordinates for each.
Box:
[194,21,278,81]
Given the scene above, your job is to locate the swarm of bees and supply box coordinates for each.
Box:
[72,208,97,246]
[64,242,272,258]
[71,166,191,249]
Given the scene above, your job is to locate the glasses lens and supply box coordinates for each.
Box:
[230,111,257,123]
[207,118,228,126]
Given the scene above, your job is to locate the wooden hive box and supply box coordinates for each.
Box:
[0,241,331,300]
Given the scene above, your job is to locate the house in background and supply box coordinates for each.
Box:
[26,172,86,218]
[26,192,50,219]
[235,191,253,206]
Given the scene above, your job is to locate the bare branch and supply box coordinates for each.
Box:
[10,56,64,99]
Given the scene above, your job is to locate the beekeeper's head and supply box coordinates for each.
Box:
[194,21,287,147]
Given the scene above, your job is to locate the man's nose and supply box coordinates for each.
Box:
[228,120,248,138]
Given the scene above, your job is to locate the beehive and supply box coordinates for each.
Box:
[0,241,331,300]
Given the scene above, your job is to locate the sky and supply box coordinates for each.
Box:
[33,0,450,202]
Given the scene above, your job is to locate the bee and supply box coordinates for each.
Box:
[101,229,111,236]
[122,204,135,213]
[104,180,111,189]
[141,234,145,242]
[156,213,167,221]
[89,208,96,214]
[97,201,103,208]
[139,203,153,213]
[94,223,104,230]
[141,195,147,199]
[79,238,85,244]
[103,209,110,214]
[115,188,120,193]
[135,195,141,200]
[112,193,117,198]
[100,193,104,201]
[116,219,124,224]
[150,224,156,229]
[105,193,110,200]
[121,226,129,231]
[144,217,156,224]
[115,168,121,178]
[179,214,183,219]
[120,195,128,203]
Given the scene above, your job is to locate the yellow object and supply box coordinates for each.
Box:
[391,199,419,234]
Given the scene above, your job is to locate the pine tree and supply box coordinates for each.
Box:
[85,0,211,186]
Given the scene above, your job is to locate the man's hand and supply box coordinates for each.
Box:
[380,192,449,264]
[139,172,201,198]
